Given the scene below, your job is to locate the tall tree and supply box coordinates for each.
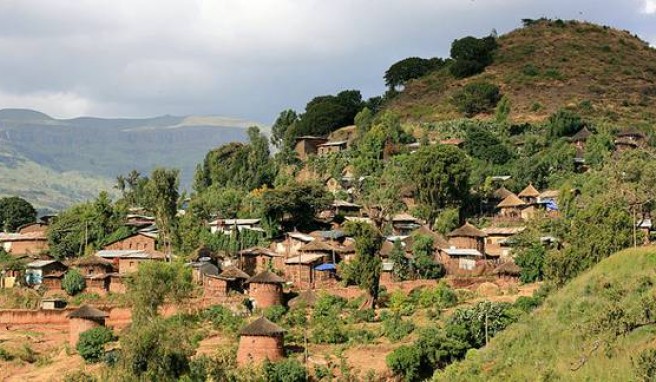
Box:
[0,196,36,232]
[411,144,471,223]
[342,221,382,309]
[143,168,179,256]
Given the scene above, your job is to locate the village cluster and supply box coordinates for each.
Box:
[0,123,651,367]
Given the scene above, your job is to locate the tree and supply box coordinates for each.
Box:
[390,239,411,281]
[270,109,298,148]
[411,144,471,223]
[261,182,331,231]
[384,57,445,90]
[125,261,194,324]
[263,359,308,382]
[451,81,501,117]
[342,221,382,308]
[77,326,115,363]
[464,124,512,164]
[294,90,364,137]
[411,234,445,279]
[513,242,546,283]
[495,95,511,123]
[142,168,179,256]
[62,269,86,295]
[0,196,36,232]
[449,35,498,78]
[547,109,585,139]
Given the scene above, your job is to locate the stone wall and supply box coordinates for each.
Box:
[249,283,282,308]
[236,335,284,366]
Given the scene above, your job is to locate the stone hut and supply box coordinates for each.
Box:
[238,247,284,276]
[204,266,250,299]
[518,184,540,204]
[447,222,487,254]
[246,270,285,309]
[73,256,116,294]
[68,305,109,346]
[236,316,285,366]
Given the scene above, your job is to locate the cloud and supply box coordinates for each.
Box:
[0,1,653,122]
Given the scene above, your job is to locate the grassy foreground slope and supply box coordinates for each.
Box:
[389,20,656,126]
[435,247,656,381]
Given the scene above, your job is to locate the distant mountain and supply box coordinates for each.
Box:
[0,109,266,212]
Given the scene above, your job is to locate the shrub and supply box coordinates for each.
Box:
[63,371,97,382]
[263,358,308,382]
[263,305,287,323]
[202,305,244,334]
[350,308,376,323]
[547,109,584,139]
[77,326,115,363]
[449,36,498,78]
[0,346,14,361]
[416,282,458,309]
[62,269,86,296]
[347,328,377,345]
[386,345,422,382]
[381,312,415,342]
[452,82,501,117]
[522,64,540,76]
[388,290,416,316]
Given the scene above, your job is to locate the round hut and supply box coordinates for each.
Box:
[246,270,285,309]
[518,183,540,204]
[447,222,487,254]
[67,304,109,346]
[236,316,285,366]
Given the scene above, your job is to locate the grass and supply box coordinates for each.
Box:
[434,247,656,381]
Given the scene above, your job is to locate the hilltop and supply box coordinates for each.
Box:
[435,247,656,381]
[0,109,266,211]
[388,20,656,126]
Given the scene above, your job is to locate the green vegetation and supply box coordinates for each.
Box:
[0,196,36,231]
[76,326,115,363]
[449,35,498,78]
[451,81,501,117]
[436,248,656,381]
[62,269,86,296]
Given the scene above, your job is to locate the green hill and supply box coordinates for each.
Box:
[388,20,656,127]
[435,247,656,381]
[0,109,266,212]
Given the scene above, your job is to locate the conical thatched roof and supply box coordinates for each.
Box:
[68,305,109,319]
[246,270,285,284]
[497,193,527,208]
[414,225,449,249]
[518,183,540,198]
[288,290,318,308]
[218,266,250,280]
[447,222,487,238]
[239,316,285,336]
[492,187,513,200]
[570,127,592,142]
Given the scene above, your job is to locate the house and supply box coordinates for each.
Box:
[25,260,68,289]
[442,248,485,272]
[332,200,362,217]
[246,270,285,309]
[209,219,262,235]
[492,261,521,280]
[492,186,514,201]
[270,232,314,257]
[482,226,526,258]
[317,140,348,156]
[41,297,67,310]
[67,305,108,346]
[117,250,166,274]
[73,256,116,294]
[496,194,528,220]
[389,212,421,236]
[284,253,328,290]
[569,127,592,149]
[187,259,220,285]
[447,223,487,254]
[614,128,646,152]
[637,217,652,245]
[294,136,328,160]
[125,214,156,228]
[238,247,284,276]
[104,232,158,252]
[236,317,285,366]
[0,229,48,257]
[204,266,250,299]
[518,184,540,204]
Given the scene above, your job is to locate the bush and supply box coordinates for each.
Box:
[202,305,244,334]
[63,370,97,382]
[452,82,501,117]
[634,348,656,382]
[347,328,377,345]
[349,308,376,323]
[546,108,584,139]
[263,358,308,382]
[449,36,498,78]
[416,283,458,309]
[263,305,287,323]
[77,326,115,363]
[62,269,86,296]
[386,345,422,382]
[0,346,14,361]
[381,312,415,342]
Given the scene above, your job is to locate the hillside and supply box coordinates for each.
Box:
[388,20,656,126]
[0,109,265,212]
[435,247,656,381]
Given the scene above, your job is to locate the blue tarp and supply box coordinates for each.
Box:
[319,230,346,240]
[544,199,559,211]
[314,263,337,271]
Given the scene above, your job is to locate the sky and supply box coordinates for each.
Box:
[0,0,654,124]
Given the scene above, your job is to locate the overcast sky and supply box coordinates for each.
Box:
[0,1,654,124]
